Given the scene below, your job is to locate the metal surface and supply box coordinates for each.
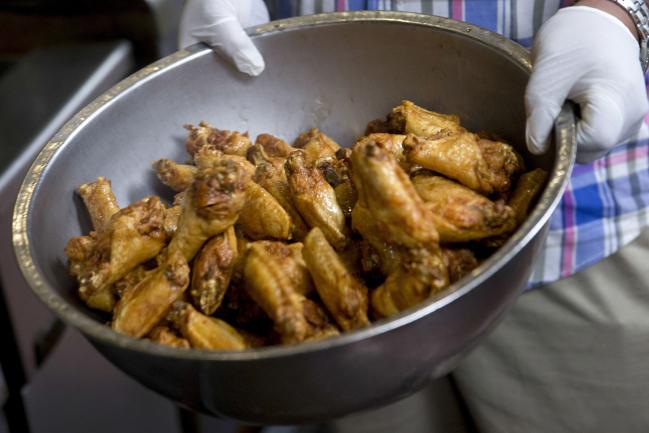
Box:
[12,12,576,424]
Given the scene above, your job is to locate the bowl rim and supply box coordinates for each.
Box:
[12,11,576,361]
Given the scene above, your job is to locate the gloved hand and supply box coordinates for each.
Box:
[178,0,270,76]
[525,6,648,163]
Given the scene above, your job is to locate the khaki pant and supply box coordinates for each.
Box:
[318,230,649,433]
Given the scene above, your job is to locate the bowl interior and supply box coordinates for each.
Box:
[23,17,542,339]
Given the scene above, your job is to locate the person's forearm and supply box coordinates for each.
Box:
[576,0,644,40]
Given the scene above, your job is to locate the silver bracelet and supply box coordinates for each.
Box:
[607,0,649,70]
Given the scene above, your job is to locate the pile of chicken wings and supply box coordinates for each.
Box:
[65,100,547,350]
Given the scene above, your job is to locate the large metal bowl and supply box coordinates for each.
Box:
[13,12,575,424]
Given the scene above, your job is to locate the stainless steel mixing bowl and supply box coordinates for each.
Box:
[13,12,575,424]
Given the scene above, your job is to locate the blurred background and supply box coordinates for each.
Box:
[0,1,286,432]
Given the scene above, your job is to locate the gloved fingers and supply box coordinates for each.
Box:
[524,50,578,155]
[193,17,265,76]
[574,91,625,163]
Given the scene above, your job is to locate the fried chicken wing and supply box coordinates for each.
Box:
[112,249,190,338]
[78,177,120,231]
[403,132,524,195]
[387,100,463,137]
[238,182,292,240]
[303,228,369,331]
[255,133,294,158]
[190,226,238,315]
[351,204,403,276]
[507,168,548,226]
[371,248,449,318]
[351,136,439,249]
[316,148,358,218]
[168,301,247,350]
[65,196,168,312]
[184,122,251,157]
[152,159,198,192]
[442,247,479,284]
[167,160,249,261]
[148,325,191,348]
[285,150,349,250]
[412,173,516,242]
[243,241,338,344]
[293,128,341,163]
[254,161,310,240]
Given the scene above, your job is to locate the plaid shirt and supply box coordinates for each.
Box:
[272,0,649,287]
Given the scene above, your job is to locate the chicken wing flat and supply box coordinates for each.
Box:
[77,177,120,231]
[371,248,449,318]
[351,136,439,249]
[112,249,190,338]
[293,128,341,163]
[403,132,523,196]
[411,173,516,242]
[351,204,403,276]
[169,301,247,350]
[192,145,256,178]
[184,122,251,157]
[152,159,198,192]
[190,226,238,315]
[303,228,369,331]
[285,150,349,250]
[254,161,310,240]
[364,133,409,170]
[243,241,338,344]
[65,195,168,312]
[255,133,294,158]
[387,100,463,137]
[167,160,249,261]
[148,325,191,349]
[316,148,358,218]
[507,168,548,226]
[238,182,292,241]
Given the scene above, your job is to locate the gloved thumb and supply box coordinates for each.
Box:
[194,17,265,76]
[525,103,562,155]
[178,0,265,76]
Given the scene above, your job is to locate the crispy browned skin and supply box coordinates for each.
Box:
[254,162,310,240]
[442,247,479,284]
[293,128,341,163]
[238,182,292,240]
[184,122,251,157]
[148,325,191,348]
[65,196,168,312]
[285,150,349,250]
[167,160,249,262]
[412,173,516,242]
[364,133,408,170]
[255,133,294,158]
[190,226,238,315]
[112,249,190,338]
[163,205,182,237]
[78,177,120,231]
[303,228,369,331]
[193,145,256,177]
[152,159,198,192]
[387,100,463,137]
[507,168,548,226]
[317,148,358,218]
[371,248,449,318]
[351,204,403,276]
[403,132,524,196]
[243,241,338,344]
[169,301,247,350]
[351,136,439,249]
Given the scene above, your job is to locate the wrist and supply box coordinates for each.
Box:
[576,0,640,39]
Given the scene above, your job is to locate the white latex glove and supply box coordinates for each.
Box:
[526,6,649,163]
[179,0,270,76]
